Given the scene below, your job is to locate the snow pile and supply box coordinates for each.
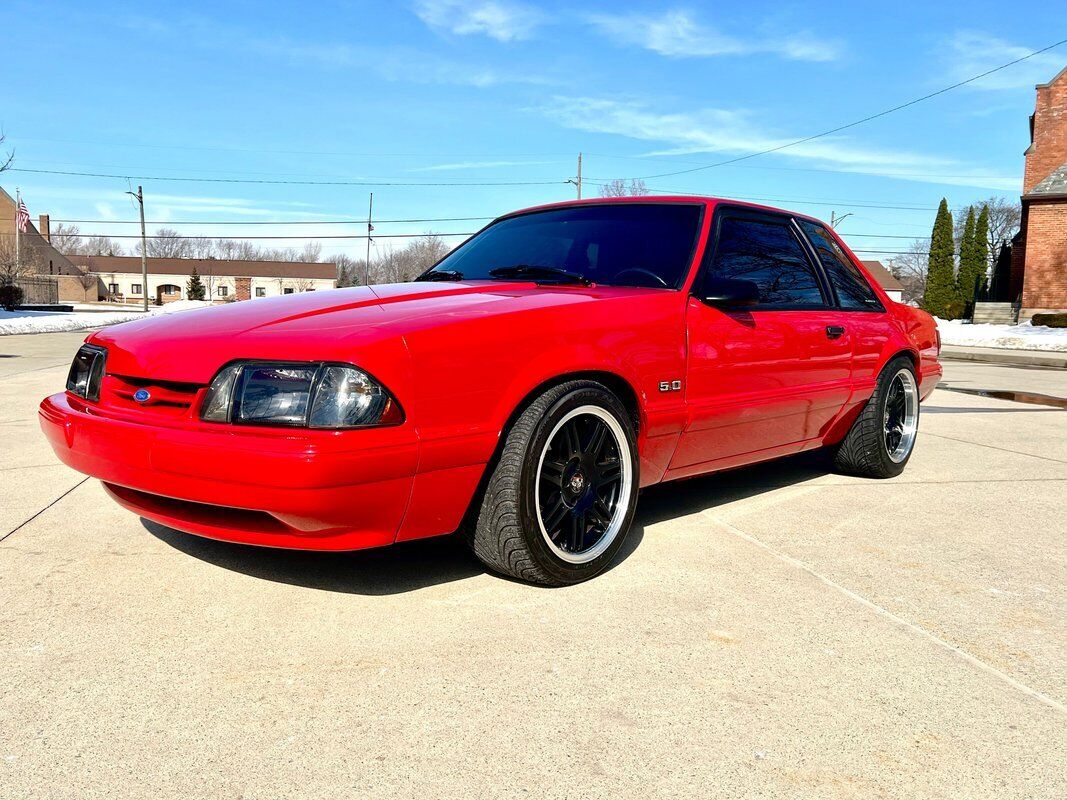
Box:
[0,300,213,336]
[936,318,1067,352]
[155,300,213,314]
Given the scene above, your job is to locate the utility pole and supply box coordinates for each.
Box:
[365,192,374,286]
[125,185,149,312]
[830,211,853,229]
[567,153,583,199]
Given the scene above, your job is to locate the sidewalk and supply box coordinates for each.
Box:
[941,344,1067,368]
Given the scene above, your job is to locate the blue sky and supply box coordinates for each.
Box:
[2,1,1066,261]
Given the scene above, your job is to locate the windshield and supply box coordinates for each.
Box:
[421,203,703,289]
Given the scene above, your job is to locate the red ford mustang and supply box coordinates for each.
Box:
[40,197,940,585]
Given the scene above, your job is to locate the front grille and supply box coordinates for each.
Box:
[101,374,205,417]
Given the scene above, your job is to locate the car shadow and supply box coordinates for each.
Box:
[141,450,832,595]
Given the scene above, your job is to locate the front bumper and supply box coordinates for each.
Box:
[39,392,419,550]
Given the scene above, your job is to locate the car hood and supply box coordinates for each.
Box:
[90,281,654,383]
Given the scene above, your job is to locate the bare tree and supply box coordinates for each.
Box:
[49,222,82,253]
[406,234,449,273]
[333,253,361,286]
[138,227,194,259]
[886,239,930,305]
[0,238,44,284]
[75,270,101,299]
[954,196,1021,270]
[297,241,322,263]
[0,132,12,173]
[47,224,125,257]
[81,235,125,256]
[598,179,649,197]
[369,234,451,284]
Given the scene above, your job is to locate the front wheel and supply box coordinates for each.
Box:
[468,381,639,586]
[832,355,920,478]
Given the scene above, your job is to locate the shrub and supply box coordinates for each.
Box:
[942,299,967,321]
[0,284,24,311]
[1032,312,1067,328]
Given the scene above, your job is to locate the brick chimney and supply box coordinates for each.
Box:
[38,214,50,242]
[1023,67,1067,194]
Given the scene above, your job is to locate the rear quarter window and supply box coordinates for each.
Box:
[798,220,883,311]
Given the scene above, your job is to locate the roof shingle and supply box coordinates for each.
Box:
[1028,162,1067,197]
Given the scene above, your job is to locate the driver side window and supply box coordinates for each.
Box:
[707,215,827,308]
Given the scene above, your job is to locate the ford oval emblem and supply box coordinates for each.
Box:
[133,388,151,403]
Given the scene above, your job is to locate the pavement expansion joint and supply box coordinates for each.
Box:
[703,513,1067,716]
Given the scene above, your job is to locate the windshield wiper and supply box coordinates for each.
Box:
[487,265,591,286]
[415,269,464,282]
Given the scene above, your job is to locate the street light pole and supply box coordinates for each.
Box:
[125,186,149,312]
[830,211,853,229]
[365,192,373,286]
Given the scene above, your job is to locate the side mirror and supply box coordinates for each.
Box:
[699,278,760,308]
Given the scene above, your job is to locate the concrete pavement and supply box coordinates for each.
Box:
[1,331,1065,799]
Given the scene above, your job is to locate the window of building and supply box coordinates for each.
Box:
[131,284,142,295]
[283,288,295,294]
[217,286,229,297]
[255,287,266,297]
[797,220,882,311]
[705,215,826,308]
[108,283,119,294]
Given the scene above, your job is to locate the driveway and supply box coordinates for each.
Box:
[1,331,1064,799]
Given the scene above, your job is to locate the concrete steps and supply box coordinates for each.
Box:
[972,302,1017,325]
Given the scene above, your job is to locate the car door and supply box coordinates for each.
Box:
[795,218,892,404]
[669,208,852,474]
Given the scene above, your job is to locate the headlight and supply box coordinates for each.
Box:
[200,361,402,429]
[66,344,107,401]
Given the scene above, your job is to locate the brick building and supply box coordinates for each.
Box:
[0,187,98,302]
[4,184,337,303]
[1012,66,1067,316]
[68,255,337,303]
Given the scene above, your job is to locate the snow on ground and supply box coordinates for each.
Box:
[0,301,213,336]
[936,318,1067,352]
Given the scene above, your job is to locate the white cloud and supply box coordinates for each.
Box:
[586,10,842,62]
[541,96,1019,190]
[413,0,543,42]
[945,31,1065,90]
[251,36,547,87]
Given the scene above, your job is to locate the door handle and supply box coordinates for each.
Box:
[826,325,846,339]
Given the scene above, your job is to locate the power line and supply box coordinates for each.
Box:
[7,167,568,187]
[583,182,939,211]
[611,37,1067,182]
[583,151,1021,181]
[0,231,476,241]
[50,215,495,226]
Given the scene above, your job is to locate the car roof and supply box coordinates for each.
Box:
[498,194,831,228]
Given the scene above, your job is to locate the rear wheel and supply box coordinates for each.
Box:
[468,381,639,585]
[833,355,920,478]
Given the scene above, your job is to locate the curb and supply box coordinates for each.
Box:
[940,345,1067,369]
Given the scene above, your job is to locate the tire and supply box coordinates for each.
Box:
[468,381,640,586]
[832,355,920,478]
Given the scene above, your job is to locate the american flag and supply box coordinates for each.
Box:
[15,198,30,233]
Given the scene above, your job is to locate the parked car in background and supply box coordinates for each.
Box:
[40,197,941,585]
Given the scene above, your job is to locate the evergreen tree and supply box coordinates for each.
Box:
[956,206,982,304]
[186,267,206,301]
[974,205,991,296]
[922,198,956,318]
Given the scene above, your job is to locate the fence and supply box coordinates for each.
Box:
[15,275,59,305]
